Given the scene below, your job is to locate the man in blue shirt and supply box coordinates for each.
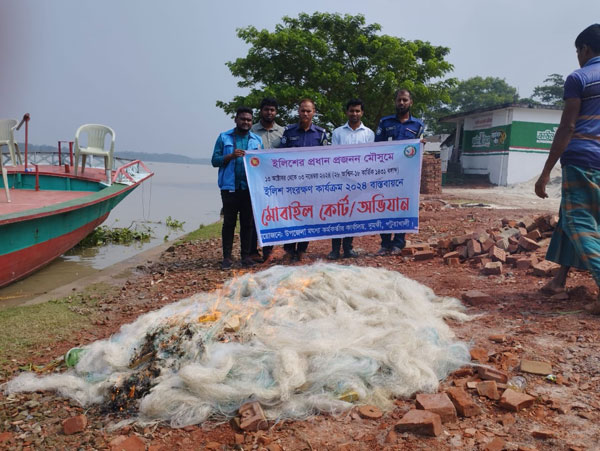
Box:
[212,107,263,269]
[535,24,600,313]
[374,89,424,255]
[279,98,328,262]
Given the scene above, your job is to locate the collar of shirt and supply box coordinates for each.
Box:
[292,123,321,133]
[342,122,367,131]
[584,56,600,67]
[253,122,284,132]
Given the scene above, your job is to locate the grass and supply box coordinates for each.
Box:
[0,284,115,374]
[178,220,224,242]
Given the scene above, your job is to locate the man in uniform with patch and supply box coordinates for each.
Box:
[374,89,424,255]
[279,98,328,262]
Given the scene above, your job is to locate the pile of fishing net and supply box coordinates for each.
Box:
[6,263,470,427]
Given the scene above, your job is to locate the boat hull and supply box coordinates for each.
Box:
[0,160,152,288]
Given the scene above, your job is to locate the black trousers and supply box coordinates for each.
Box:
[331,237,354,253]
[220,190,253,259]
[283,242,309,254]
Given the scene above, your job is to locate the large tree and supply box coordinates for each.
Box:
[217,12,455,131]
[531,73,564,107]
[427,76,519,133]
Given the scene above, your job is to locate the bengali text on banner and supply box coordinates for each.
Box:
[244,139,423,246]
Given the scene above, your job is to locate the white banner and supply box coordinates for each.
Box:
[244,139,423,246]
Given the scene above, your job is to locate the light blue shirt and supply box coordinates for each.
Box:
[332,122,375,145]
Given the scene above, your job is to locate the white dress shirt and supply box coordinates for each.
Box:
[332,122,375,145]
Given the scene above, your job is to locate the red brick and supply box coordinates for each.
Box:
[446,257,460,267]
[516,257,537,270]
[525,229,542,241]
[517,227,528,237]
[519,236,540,251]
[358,405,383,419]
[415,393,457,423]
[532,429,556,439]
[62,414,87,435]
[401,246,417,256]
[476,380,500,400]
[437,238,452,249]
[477,366,508,383]
[414,250,435,261]
[519,216,536,230]
[0,432,13,444]
[456,245,468,259]
[484,437,506,451]
[506,255,519,265]
[499,389,535,411]
[532,260,561,277]
[473,230,491,243]
[481,237,495,252]
[395,410,442,436]
[483,261,502,275]
[443,251,459,260]
[238,401,268,431]
[470,347,489,362]
[462,290,493,306]
[451,235,471,247]
[113,436,146,451]
[507,243,519,254]
[446,387,482,417]
[467,239,482,258]
[489,246,506,263]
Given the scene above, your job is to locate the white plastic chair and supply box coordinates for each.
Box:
[74,124,115,185]
[0,119,23,166]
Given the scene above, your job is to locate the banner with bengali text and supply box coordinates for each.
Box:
[244,139,422,246]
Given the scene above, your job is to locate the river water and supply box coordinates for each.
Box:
[0,162,222,304]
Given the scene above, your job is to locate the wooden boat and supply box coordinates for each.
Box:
[0,151,153,288]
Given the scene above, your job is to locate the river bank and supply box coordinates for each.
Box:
[1,191,599,450]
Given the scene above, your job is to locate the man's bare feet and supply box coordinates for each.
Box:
[541,265,570,294]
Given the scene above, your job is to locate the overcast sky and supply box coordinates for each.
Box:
[1,1,597,158]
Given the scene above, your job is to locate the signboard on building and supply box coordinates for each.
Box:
[509,121,559,151]
[463,125,511,153]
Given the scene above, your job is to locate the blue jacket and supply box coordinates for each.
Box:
[211,128,263,191]
[375,114,424,142]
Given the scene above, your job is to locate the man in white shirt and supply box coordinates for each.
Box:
[329,99,375,259]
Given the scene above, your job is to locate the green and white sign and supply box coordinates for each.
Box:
[463,125,511,153]
[510,121,559,151]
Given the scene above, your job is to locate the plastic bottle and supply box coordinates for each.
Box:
[506,375,527,392]
[65,347,86,367]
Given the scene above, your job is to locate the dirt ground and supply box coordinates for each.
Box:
[1,187,599,451]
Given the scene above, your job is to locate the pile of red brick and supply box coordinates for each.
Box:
[403,214,563,278]
[420,154,442,195]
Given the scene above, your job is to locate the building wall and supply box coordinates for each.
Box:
[460,107,561,186]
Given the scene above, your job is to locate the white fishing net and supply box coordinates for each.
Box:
[5,263,470,427]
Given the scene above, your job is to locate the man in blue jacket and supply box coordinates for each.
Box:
[374,89,424,255]
[212,107,263,269]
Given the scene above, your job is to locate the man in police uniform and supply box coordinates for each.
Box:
[279,98,328,262]
[251,97,285,263]
[374,89,424,255]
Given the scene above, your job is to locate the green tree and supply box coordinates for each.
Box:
[217,12,455,131]
[531,73,564,106]
[427,76,519,134]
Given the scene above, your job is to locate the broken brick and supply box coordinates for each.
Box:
[395,409,442,437]
[532,260,561,277]
[358,405,383,420]
[520,359,552,375]
[462,290,493,306]
[489,246,506,263]
[516,257,537,270]
[451,235,471,247]
[483,437,505,451]
[507,243,519,254]
[456,245,468,259]
[532,429,556,439]
[62,415,87,435]
[483,261,503,275]
[443,251,459,260]
[415,393,457,423]
[446,257,461,267]
[495,238,510,250]
[519,236,540,251]
[499,389,535,411]
[446,387,482,417]
[476,380,500,400]
[525,229,542,241]
[481,237,495,252]
[467,239,482,258]
[477,366,509,383]
[470,347,489,362]
[238,401,268,432]
[414,250,435,261]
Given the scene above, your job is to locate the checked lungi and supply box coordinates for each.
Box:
[546,165,600,286]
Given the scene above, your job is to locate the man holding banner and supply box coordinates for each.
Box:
[211,107,263,270]
[328,99,375,260]
[374,89,425,255]
[278,98,328,262]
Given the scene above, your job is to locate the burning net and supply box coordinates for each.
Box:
[6,263,470,427]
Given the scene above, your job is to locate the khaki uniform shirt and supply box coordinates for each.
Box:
[251,121,285,149]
